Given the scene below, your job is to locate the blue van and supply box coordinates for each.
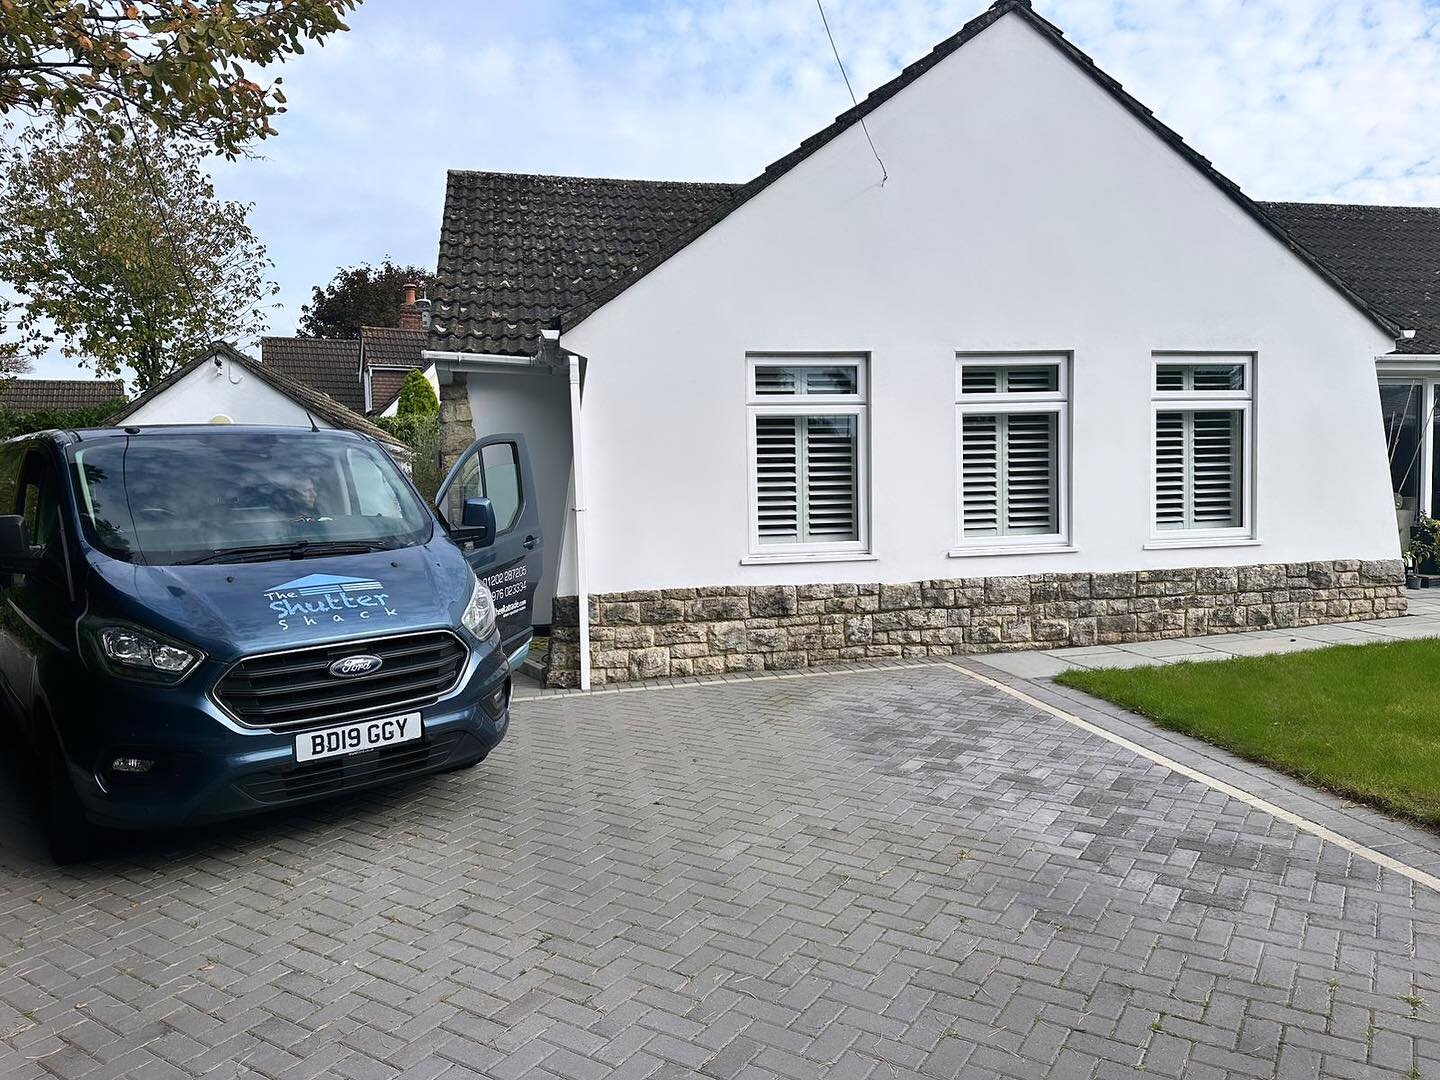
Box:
[0,425,543,861]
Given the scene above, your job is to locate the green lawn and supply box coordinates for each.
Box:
[1056,639,1440,828]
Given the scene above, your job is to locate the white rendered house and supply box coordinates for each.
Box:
[426,0,1409,686]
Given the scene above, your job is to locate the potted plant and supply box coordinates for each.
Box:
[1406,517,1440,585]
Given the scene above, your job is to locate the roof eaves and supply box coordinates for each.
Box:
[559,0,1402,342]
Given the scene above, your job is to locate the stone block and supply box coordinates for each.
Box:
[1092,572,1137,599]
[880,582,922,610]
[639,599,688,623]
[749,586,799,617]
[1239,565,1284,591]
[612,626,655,649]
[688,596,749,621]
[985,578,1031,604]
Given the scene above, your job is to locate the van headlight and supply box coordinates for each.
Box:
[83,619,203,684]
[462,578,497,640]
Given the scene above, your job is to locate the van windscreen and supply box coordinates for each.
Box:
[68,432,433,565]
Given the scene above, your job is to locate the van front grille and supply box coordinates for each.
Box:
[213,630,469,730]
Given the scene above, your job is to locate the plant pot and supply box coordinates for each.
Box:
[1407,573,1424,589]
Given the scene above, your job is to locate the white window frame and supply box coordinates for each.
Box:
[745,354,870,560]
[1148,352,1256,547]
[952,353,1072,556]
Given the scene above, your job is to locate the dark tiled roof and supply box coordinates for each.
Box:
[431,171,740,356]
[1260,202,1440,354]
[0,378,125,413]
[112,343,406,453]
[360,326,426,369]
[370,369,413,414]
[260,337,363,410]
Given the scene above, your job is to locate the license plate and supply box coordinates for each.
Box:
[295,713,422,763]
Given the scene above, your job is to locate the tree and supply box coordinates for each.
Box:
[396,369,439,417]
[299,259,435,339]
[0,295,30,377]
[0,121,278,390]
[0,0,359,158]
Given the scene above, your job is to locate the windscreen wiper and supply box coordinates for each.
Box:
[180,540,395,565]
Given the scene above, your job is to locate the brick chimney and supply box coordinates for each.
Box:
[398,282,422,331]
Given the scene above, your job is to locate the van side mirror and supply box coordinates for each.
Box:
[456,497,496,548]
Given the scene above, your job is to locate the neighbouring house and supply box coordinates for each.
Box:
[429,0,1414,688]
[260,287,434,418]
[0,377,125,414]
[260,336,364,411]
[111,342,408,457]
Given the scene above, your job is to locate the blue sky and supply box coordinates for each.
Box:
[25,0,1440,379]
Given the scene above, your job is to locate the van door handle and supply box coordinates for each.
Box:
[522,535,537,550]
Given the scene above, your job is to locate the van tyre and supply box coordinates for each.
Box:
[39,734,97,865]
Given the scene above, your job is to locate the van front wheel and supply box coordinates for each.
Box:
[40,735,97,865]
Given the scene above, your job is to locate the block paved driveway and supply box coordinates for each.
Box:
[0,665,1436,1080]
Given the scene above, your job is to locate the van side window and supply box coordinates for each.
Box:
[443,455,482,530]
[0,444,23,522]
[17,452,61,553]
[480,443,522,533]
[443,442,523,535]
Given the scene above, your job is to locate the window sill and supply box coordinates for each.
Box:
[740,552,879,566]
[947,544,1078,558]
[1143,537,1260,551]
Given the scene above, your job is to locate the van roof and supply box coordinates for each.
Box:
[22,425,377,447]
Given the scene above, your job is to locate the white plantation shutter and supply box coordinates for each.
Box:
[1154,410,1242,531]
[805,416,858,541]
[1155,411,1186,528]
[754,364,858,396]
[1191,411,1241,528]
[755,416,800,542]
[1152,358,1249,535]
[957,358,1066,543]
[962,413,1057,537]
[1004,413,1058,533]
[961,414,1000,535]
[749,358,867,551]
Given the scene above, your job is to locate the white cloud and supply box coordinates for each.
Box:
[22,0,1440,380]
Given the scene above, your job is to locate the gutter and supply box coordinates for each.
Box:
[421,349,535,368]
[565,350,592,691]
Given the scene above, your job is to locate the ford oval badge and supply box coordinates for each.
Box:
[329,654,383,678]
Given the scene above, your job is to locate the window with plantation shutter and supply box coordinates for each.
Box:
[955,356,1069,550]
[748,357,868,555]
[1152,356,1252,539]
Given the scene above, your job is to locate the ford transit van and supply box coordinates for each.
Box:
[0,425,543,861]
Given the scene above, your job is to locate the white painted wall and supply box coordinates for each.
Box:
[125,355,340,429]
[465,368,573,624]
[560,11,1398,595]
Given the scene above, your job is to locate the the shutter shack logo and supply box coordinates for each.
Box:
[266,574,398,631]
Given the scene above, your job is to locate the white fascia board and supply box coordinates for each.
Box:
[1377,353,1440,375]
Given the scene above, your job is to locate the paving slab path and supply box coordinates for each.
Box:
[0,664,1436,1079]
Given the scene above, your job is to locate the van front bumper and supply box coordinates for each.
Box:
[54,640,511,830]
